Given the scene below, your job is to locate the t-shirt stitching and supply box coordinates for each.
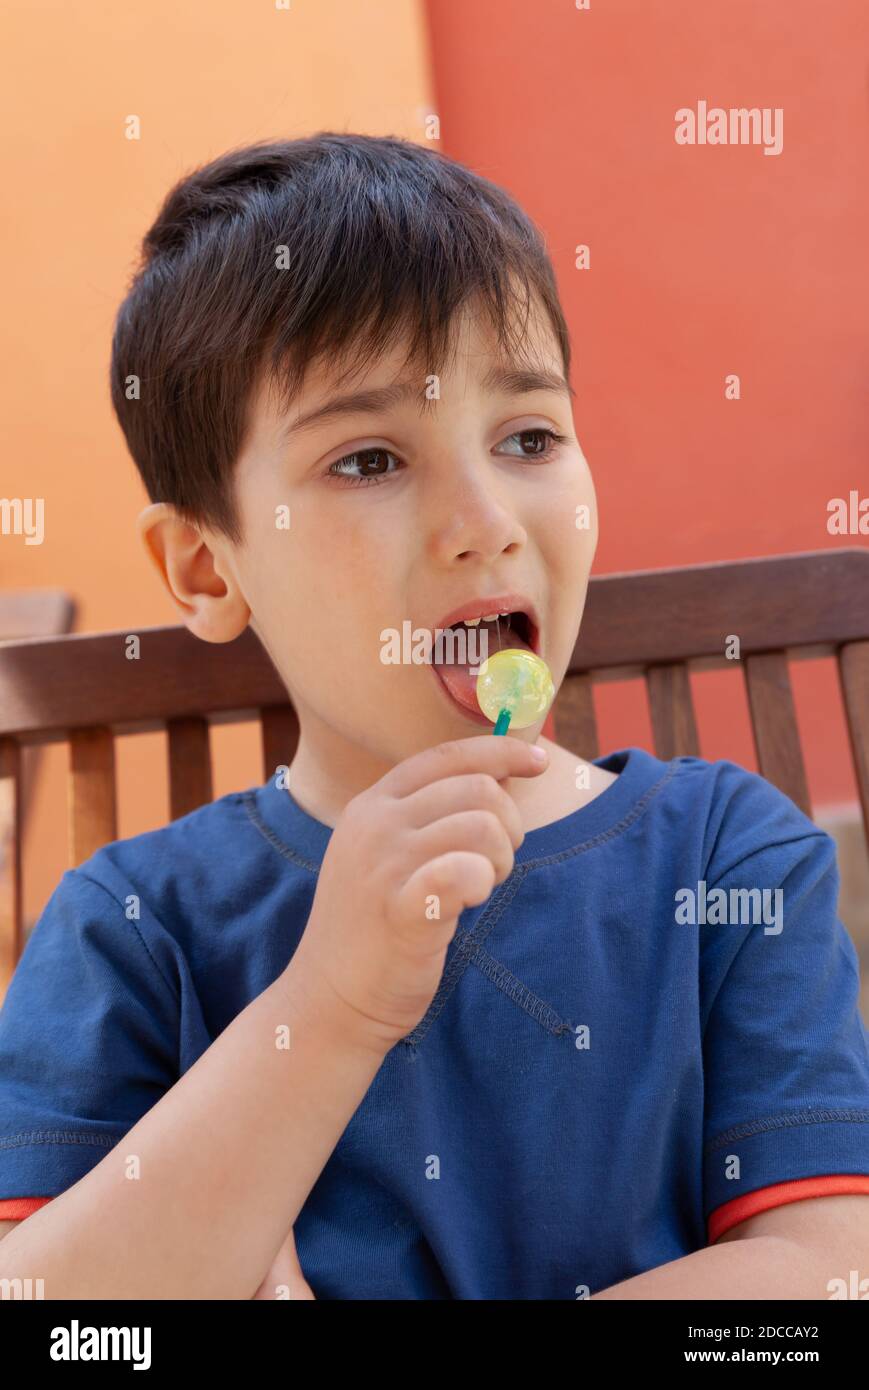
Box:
[404,765,680,1047]
[239,790,322,874]
[241,764,680,876]
[509,763,681,870]
[705,1107,869,1153]
[458,930,576,1036]
[403,865,533,1046]
[0,1130,126,1150]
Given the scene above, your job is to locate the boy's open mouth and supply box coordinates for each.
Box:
[430,604,538,721]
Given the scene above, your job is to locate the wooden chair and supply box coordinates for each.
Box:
[1,549,867,996]
[0,590,76,988]
[0,590,76,853]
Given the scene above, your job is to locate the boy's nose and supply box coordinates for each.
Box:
[426,473,528,565]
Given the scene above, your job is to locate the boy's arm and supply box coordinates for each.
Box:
[590,1194,869,1298]
[0,1215,317,1300]
[252,1227,316,1299]
[0,962,386,1300]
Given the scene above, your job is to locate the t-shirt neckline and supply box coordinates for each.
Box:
[251,746,672,868]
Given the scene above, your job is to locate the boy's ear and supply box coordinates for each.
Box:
[136,502,250,643]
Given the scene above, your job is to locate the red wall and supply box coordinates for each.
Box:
[424,0,869,805]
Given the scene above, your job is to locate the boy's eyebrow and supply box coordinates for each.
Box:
[277,365,575,442]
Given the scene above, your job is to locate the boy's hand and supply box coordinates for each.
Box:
[290,736,548,1054]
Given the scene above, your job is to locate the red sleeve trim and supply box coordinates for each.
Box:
[709,1173,869,1243]
[8,1179,869,1238]
[0,1196,54,1220]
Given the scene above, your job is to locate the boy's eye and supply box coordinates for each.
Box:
[325,428,567,488]
[326,448,402,487]
[495,427,567,459]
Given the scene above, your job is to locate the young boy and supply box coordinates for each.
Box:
[0,133,867,1300]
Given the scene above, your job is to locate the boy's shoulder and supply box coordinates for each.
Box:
[661,750,833,878]
[56,777,322,983]
[561,747,841,932]
[72,781,280,904]
[591,745,831,869]
[13,780,320,1048]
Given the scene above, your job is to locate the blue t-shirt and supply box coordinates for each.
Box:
[1,747,868,1299]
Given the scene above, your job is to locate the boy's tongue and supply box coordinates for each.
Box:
[433,615,530,713]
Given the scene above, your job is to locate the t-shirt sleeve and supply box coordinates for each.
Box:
[0,866,181,1202]
[700,774,869,1238]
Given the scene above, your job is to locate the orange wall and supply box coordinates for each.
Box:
[424,0,869,804]
[1,0,434,923]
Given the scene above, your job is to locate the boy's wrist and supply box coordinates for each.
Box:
[276,955,394,1062]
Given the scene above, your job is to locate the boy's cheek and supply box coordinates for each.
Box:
[533,461,597,550]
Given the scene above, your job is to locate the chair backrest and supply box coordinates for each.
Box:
[0,591,77,831]
[0,550,866,992]
[0,591,75,644]
[0,590,76,989]
[553,549,869,831]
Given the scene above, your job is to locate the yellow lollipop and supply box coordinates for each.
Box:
[476,648,555,734]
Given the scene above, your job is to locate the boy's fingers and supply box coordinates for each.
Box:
[395,851,498,926]
[400,774,524,850]
[393,811,515,889]
[381,735,547,800]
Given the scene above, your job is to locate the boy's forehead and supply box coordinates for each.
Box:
[257,300,567,437]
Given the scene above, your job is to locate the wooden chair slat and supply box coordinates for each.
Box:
[645,663,700,759]
[838,640,869,854]
[167,717,213,820]
[570,547,869,672]
[553,673,599,759]
[68,728,117,867]
[260,705,300,784]
[0,737,23,997]
[744,652,811,816]
[0,589,75,982]
[0,626,286,741]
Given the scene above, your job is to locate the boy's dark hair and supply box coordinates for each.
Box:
[110,132,571,545]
